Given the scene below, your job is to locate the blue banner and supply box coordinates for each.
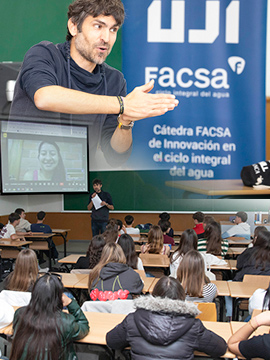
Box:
[122,0,267,182]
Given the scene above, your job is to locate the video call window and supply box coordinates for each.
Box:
[0,120,89,194]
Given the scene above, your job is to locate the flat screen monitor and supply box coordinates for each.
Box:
[0,120,89,194]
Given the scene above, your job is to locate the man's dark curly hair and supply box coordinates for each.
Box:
[66,0,125,41]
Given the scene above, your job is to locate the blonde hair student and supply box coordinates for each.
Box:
[141,225,170,256]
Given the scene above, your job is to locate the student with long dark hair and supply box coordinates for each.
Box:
[118,233,144,270]
[74,235,106,269]
[88,243,143,301]
[228,288,270,359]
[106,276,227,359]
[234,230,270,281]
[197,221,229,257]
[170,229,197,278]
[10,273,89,360]
[177,250,217,302]
[5,249,39,292]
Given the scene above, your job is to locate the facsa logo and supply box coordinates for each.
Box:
[228,56,245,74]
[148,0,240,44]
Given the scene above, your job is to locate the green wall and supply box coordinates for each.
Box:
[0,0,121,69]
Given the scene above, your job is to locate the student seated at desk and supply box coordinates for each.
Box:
[103,224,119,243]
[221,211,251,240]
[14,208,31,233]
[233,229,270,281]
[4,249,39,292]
[106,276,227,359]
[141,225,170,256]
[159,212,174,237]
[192,211,205,239]
[120,215,140,235]
[74,235,105,269]
[248,225,267,248]
[88,243,143,301]
[10,273,89,360]
[30,211,59,260]
[0,213,26,241]
[197,221,229,257]
[170,229,197,278]
[228,310,270,359]
[118,234,144,270]
[249,282,270,316]
[177,250,217,303]
[158,220,175,246]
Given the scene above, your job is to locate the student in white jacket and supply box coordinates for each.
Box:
[222,211,250,240]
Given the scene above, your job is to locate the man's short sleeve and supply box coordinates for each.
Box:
[20,42,60,102]
[7,224,16,237]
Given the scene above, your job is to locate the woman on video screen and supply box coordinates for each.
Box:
[24,141,65,182]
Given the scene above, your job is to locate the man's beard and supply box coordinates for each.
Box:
[75,38,110,65]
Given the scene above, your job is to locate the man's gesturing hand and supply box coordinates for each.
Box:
[122,80,179,124]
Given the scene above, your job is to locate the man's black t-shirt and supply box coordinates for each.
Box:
[90,190,113,222]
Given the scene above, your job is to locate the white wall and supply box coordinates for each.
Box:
[0,194,62,215]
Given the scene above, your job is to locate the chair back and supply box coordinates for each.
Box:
[195,302,217,321]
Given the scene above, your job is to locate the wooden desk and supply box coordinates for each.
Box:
[25,233,56,270]
[0,311,235,358]
[0,239,33,280]
[212,281,230,297]
[228,282,259,298]
[52,229,70,256]
[210,260,231,271]
[227,237,251,246]
[227,247,246,257]
[165,179,270,196]
[139,254,170,268]
[227,259,237,270]
[56,273,88,288]
[195,321,234,358]
[58,254,82,265]
[78,312,125,345]
[135,245,176,253]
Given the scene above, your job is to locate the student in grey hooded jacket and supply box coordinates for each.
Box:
[106,277,227,360]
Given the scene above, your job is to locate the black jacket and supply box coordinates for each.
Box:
[90,263,144,300]
[106,295,227,359]
[234,247,270,281]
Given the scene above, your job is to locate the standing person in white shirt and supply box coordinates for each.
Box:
[120,215,140,235]
[0,213,26,240]
[14,208,31,233]
[222,211,251,240]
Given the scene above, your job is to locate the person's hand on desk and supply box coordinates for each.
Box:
[62,293,72,307]
[228,310,270,357]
